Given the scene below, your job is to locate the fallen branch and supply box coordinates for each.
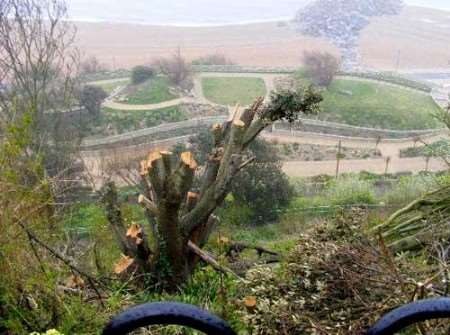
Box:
[226,241,280,258]
[187,240,241,280]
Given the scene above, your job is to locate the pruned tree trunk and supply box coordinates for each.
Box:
[102,90,322,288]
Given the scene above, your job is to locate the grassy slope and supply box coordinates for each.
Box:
[124,77,177,105]
[318,79,441,130]
[202,77,267,106]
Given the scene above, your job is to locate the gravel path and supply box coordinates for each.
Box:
[283,157,448,177]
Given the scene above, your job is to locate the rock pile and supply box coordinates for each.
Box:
[295,0,404,69]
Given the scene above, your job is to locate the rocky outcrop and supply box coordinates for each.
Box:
[295,0,404,69]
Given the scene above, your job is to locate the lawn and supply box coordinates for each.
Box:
[202,77,267,106]
[317,79,442,130]
[123,77,177,105]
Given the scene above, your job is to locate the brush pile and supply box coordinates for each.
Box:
[373,183,450,253]
[241,209,447,334]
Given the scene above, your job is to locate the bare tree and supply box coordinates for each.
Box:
[81,55,107,75]
[154,48,192,90]
[103,88,323,288]
[303,51,341,87]
[0,0,81,180]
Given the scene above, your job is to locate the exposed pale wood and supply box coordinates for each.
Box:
[114,255,136,275]
[126,224,144,245]
[146,151,165,194]
[180,151,198,170]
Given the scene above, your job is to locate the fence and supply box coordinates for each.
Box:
[273,119,446,140]
[80,115,446,152]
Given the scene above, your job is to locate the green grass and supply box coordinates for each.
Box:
[202,77,267,106]
[95,79,129,94]
[124,77,177,105]
[318,79,442,130]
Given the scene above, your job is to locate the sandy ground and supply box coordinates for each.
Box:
[74,6,450,71]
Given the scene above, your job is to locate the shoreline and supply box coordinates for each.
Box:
[69,5,449,28]
[69,17,293,28]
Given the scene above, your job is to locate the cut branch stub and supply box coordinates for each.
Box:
[170,152,198,200]
[146,151,166,195]
[126,224,145,245]
[114,255,136,275]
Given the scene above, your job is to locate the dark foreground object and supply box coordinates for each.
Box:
[367,298,450,335]
[102,302,236,335]
[103,298,450,334]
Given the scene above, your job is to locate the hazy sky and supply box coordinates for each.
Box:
[67,0,450,25]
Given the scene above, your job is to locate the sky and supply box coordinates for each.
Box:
[67,0,450,25]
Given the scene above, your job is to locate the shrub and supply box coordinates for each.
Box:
[303,51,340,87]
[325,177,376,206]
[131,65,155,85]
[192,53,235,66]
[79,85,108,118]
[154,49,192,89]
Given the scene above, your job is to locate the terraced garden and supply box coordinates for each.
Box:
[202,77,267,106]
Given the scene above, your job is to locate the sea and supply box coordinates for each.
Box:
[67,0,450,26]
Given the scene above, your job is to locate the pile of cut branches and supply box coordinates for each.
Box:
[372,184,450,253]
[241,209,448,334]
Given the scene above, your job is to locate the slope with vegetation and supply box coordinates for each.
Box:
[3,0,450,334]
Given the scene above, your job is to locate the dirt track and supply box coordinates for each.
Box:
[283,157,447,177]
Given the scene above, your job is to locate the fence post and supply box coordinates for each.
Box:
[336,140,342,179]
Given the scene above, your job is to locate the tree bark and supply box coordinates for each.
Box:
[103,90,322,288]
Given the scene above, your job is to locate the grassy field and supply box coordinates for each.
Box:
[202,77,267,106]
[123,77,177,105]
[318,79,442,130]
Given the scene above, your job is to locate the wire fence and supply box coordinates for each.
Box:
[80,115,446,151]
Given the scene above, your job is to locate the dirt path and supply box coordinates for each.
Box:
[102,97,195,111]
[283,157,448,178]
[263,131,448,159]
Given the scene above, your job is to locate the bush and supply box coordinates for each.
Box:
[192,53,235,66]
[79,85,108,118]
[131,65,155,85]
[154,49,192,89]
[326,177,376,206]
[303,51,340,87]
